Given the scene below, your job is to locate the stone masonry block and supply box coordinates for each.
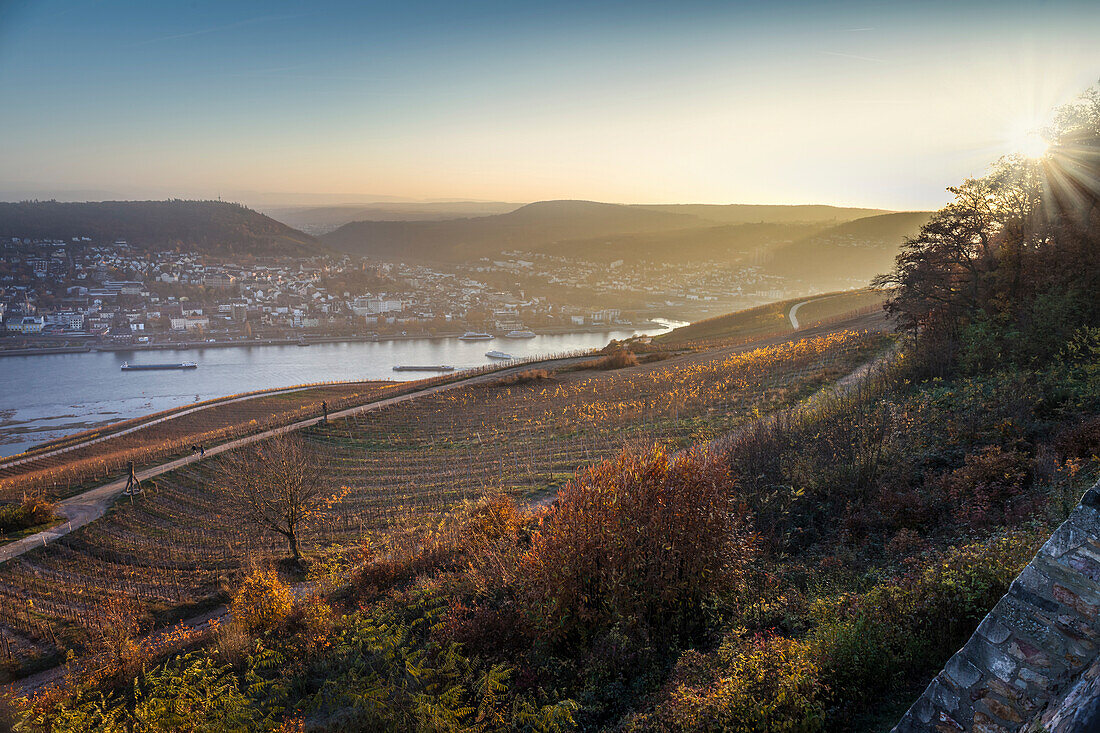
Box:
[977,616,1012,644]
[946,656,983,688]
[1043,522,1088,559]
[971,637,1020,683]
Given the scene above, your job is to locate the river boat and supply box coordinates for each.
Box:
[503,329,536,339]
[121,361,198,371]
[393,365,455,372]
[458,332,494,340]
[485,350,513,359]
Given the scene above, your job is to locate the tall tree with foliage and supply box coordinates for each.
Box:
[876,85,1100,370]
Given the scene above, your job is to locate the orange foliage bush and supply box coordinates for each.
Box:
[522,445,754,644]
[230,567,293,633]
[570,350,640,371]
[487,369,553,387]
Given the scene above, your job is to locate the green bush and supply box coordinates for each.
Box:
[0,498,56,534]
[629,634,824,733]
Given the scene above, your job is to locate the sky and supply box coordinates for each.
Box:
[1,0,1099,210]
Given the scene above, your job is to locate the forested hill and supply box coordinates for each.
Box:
[320,200,701,261]
[763,211,932,287]
[320,199,894,262]
[0,200,324,256]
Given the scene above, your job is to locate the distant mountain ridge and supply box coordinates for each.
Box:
[320,199,893,262]
[0,200,323,256]
[266,201,524,234]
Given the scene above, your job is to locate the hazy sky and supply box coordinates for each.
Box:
[1,0,1098,210]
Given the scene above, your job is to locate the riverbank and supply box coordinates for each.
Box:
[0,321,668,357]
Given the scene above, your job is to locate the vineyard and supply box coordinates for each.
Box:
[0,330,889,679]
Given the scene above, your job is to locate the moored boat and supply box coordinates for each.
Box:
[503,329,536,339]
[485,350,513,359]
[458,331,494,340]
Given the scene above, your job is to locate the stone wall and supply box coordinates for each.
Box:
[893,479,1100,733]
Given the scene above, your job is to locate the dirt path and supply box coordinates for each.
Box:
[0,356,587,566]
[787,295,834,330]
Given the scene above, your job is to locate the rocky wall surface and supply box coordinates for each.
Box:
[893,479,1100,733]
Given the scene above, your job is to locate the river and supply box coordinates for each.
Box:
[0,321,683,457]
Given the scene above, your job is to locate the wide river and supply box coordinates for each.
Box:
[0,321,683,457]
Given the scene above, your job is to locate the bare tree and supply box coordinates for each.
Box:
[219,434,334,563]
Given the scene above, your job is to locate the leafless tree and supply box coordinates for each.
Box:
[219,434,334,563]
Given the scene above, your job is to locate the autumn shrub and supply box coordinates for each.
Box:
[567,350,640,372]
[90,595,150,666]
[456,492,528,593]
[934,445,1032,527]
[522,445,754,646]
[354,495,529,601]
[487,369,553,387]
[1055,414,1100,460]
[287,595,335,654]
[629,633,824,733]
[231,567,293,633]
[356,541,464,595]
[0,497,56,534]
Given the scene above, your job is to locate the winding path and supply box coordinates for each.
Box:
[787,295,833,330]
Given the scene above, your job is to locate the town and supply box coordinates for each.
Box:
[0,235,796,352]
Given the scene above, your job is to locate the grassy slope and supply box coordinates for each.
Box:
[656,288,886,345]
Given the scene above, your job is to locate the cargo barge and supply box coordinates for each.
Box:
[392,365,455,372]
[121,361,198,371]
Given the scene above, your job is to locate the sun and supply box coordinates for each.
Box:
[1016,130,1050,159]
[1007,122,1051,159]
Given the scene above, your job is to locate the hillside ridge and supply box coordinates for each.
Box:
[0,199,323,256]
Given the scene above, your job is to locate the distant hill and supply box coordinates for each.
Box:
[266,201,524,234]
[633,203,890,225]
[763,211,931,287]
[321,200,705,261]
[320,199,897,262]
[0,200,324,256]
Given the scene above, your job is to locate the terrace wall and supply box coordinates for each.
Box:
[893,478,1100,732]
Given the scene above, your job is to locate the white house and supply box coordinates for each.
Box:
[169,316,210,331]
[7,315,46,333]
